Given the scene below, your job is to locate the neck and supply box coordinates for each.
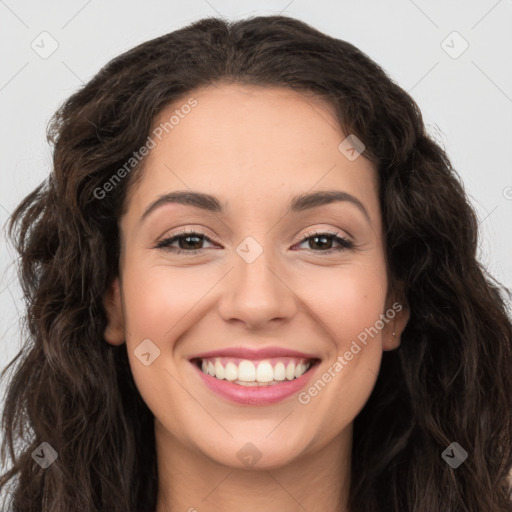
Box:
[154,420,352,512]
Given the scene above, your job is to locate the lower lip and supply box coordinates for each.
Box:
[192,361,319,405]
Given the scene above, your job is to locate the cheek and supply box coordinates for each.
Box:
[294,263,387,426]
[118,262,207,417]
[122,261,209,340]
[297,262,388,349]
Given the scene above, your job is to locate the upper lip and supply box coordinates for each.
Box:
[189,346,320,361]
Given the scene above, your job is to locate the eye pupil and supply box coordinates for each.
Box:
[180,235,203,249]
[310,235,332,250]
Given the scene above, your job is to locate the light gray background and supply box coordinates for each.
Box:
[1,0,511,412]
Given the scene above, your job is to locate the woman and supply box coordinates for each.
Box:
[1,14,511,512]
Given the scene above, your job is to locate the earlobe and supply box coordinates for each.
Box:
[383,330,401,351]
[382,298,410,351]
[103,277,125,345]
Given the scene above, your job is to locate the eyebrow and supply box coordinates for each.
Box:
[139,189,371,225]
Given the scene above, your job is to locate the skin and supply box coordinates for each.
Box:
[103,83,410,512]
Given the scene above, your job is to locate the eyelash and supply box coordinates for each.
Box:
[154,228,354,255]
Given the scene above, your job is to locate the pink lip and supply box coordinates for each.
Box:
[191,360,320,406]
[189,346,318,361]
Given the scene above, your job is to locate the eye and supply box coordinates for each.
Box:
[293,229,354,253]
[154,229,216,254]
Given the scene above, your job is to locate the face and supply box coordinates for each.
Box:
[104,83,409,470]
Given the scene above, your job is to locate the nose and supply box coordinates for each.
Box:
[217,244,298,330]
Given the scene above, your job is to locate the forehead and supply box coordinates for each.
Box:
[150,83,344,167]
[123,83,379,225]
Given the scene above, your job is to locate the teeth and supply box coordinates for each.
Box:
[295,363,307,379]
[214,361,225,380]
[286,362,296,380]
[236,380,258,387]
[199,357,312,384]
[256,361,274,382]
[273,362,286,381]
[238,360,256,382]
[225,362,238,381]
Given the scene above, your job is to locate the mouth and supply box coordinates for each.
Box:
[190,356,320,386]
[188,349,321,405]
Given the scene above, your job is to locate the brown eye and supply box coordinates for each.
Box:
[295,231,354,252]
[155,231,216,254]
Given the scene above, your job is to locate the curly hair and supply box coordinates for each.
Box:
[1,14,511,512]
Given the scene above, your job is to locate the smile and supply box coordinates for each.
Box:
[189,347,321,405]
[195,357,313,386]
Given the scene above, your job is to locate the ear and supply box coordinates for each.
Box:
[382,287,410,351]
[103,277,125,346]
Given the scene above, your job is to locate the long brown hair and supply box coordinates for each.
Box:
[1,15,511,511]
